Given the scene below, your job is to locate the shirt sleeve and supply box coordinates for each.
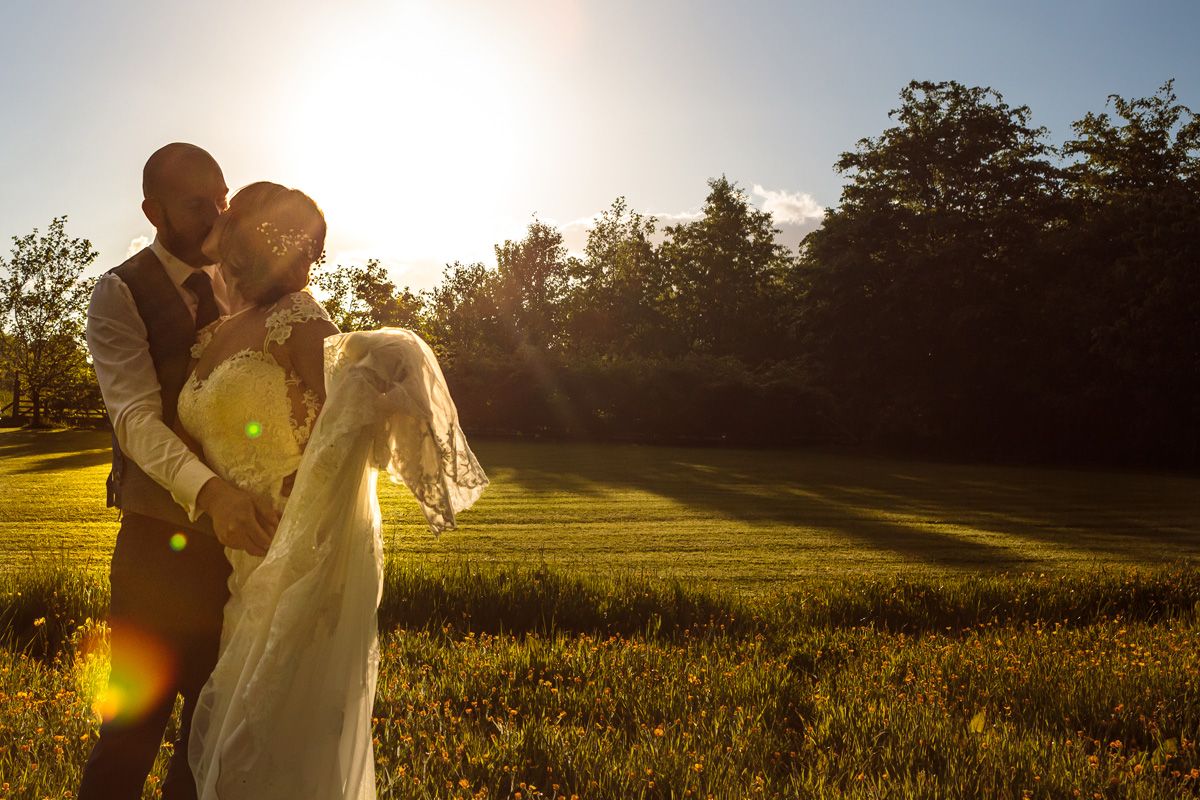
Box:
[86,273,218,521]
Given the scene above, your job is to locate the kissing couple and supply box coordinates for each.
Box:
[79,142,488,800]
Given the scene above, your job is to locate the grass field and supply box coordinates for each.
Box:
[1,427,1199,798]
[2,428,1198,587]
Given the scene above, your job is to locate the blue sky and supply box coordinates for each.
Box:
[1,0,1197,290]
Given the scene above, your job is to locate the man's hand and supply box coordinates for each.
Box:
[196,477,280,557]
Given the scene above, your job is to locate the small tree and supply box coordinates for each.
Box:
[424,261,502,359]
[658,177,796,362]
[565,197,669,356]
[0,217,97,427]
[313,259,426,333]
[493,219,573,350]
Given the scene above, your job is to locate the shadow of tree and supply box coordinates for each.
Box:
[15,448,112,473]
[0,429,111,471]
[480,441,1200,569]
[0,429,106,453]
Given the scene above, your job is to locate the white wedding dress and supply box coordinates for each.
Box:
[177,291,488,799]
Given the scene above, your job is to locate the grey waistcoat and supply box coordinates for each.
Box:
[106,247,214,536]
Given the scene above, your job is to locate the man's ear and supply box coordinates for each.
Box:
[142,198,164,229]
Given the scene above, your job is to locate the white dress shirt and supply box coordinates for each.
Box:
[86,237,230,522]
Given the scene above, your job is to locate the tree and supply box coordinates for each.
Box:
[564,197,669,355]
[799,80,1064,451]
[493,219,572,350]
[658,177,797,362]
[423,261,502,359]
[313,259,426,333]
[1060,80,1200,461]
[0,217,97,427]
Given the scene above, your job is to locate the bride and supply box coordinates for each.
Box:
[176,182,487,798]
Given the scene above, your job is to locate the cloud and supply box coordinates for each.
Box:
[649,210,704,224]
[751,185,825,225]
[126,235,152,258]
[560,213,602,232]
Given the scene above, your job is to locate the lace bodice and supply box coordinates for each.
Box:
[177,290,332,512]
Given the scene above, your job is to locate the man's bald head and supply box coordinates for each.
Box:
[142,142,221,200]
[140,143,228,267]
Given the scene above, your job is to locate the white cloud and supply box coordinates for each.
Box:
[751,185,825,225]
[649,210,704,224]
[559,213,602,232]
[126,235,152,258]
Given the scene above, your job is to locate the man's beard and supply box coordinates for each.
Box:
[159,212,214,267]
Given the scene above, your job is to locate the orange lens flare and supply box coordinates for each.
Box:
[92,622,176,726]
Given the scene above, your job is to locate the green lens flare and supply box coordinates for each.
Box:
[245,420,263,439]
[169,533,187,552]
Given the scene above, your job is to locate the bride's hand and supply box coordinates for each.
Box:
[196,477,279,556]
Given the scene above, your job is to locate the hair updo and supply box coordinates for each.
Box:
[219,181,326,306]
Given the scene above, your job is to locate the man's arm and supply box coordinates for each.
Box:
[87,275,277,552]
[87,274,217,518]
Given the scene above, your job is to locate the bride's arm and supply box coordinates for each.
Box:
[285,316,340,403]
[278,316,340,498]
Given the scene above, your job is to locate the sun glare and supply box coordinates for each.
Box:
[278,4,528,268]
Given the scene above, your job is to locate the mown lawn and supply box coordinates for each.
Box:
[1,427,1198,588]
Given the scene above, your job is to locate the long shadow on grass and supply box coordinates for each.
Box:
[0,429,112,473]
[486,442,1200,569]
[808,478,1200,563]
[13,448,111,473]
[490,444,1024,569]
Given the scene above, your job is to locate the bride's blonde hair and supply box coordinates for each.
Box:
[219,181,326,306]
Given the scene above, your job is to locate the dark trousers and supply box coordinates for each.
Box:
[78,512,231,800]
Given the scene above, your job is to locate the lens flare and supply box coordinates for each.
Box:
[90,622,176,726]
[245,420,263,439]
[169,532,188,552]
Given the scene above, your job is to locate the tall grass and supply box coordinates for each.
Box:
[1,563,1198,798]
[6,561,1200,655]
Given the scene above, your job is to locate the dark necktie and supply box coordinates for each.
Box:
[184,271,220,330]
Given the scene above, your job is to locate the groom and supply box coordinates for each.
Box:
[79,143,281,800]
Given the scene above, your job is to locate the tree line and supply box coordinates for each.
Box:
[3,79,1197,465]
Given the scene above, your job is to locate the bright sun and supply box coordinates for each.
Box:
[277,3,529,269]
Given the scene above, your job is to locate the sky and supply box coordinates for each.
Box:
[2,0,1198,291]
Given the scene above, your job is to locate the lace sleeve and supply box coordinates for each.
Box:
[264,290,333,348]
[190,317,228,359]
[321,329,489,535]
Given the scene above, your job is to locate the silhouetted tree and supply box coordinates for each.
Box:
[314,259,425,333]
[564,197,670,355]
[423,260,502,359]
[658,178,797,362]
[800,80,1064,451]
[1060,80,1200,461]
[493,219,573,350]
